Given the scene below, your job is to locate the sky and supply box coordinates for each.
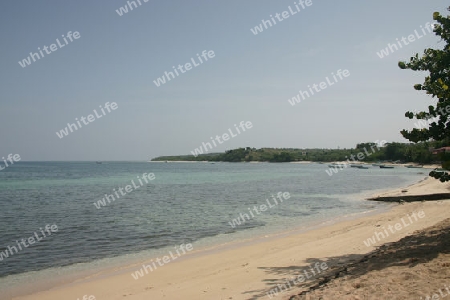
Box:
[0,0,448,161]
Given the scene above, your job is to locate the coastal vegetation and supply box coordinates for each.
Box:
[398,7,450,181]
[151,141,448,163]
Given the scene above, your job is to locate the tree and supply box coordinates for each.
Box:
[269,152,292,162]
[356,142,376,150]
[398,7,450,181]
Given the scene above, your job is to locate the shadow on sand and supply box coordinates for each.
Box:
[243,217,450,299]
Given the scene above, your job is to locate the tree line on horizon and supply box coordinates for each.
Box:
[152,140,449,163]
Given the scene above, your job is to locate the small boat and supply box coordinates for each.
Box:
[357,165,369,169]
[96,161,102,164]
[328,164,346,169]
[405,165,423,168]
[380,165,394,169]
[350,164,361,168]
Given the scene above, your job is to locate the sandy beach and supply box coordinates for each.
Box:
[11,177,450,300]
[371,175,449,197]
[4,2,450,300]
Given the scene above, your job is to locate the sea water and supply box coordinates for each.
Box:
[0,161,426,297]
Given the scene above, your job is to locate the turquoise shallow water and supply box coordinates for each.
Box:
[0,161,426,290]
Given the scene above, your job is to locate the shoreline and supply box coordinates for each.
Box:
[9,177,450,300]
[149,160,443,169]
[367,175,450,202]
[4,199,391,300]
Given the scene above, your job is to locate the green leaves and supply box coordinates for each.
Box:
[433,12,440,20]
[398,7,450,181]
[405,111,414,119]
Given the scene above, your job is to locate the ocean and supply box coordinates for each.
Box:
[0,161,426,297]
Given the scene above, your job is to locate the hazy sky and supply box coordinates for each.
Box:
[0,0,448,161]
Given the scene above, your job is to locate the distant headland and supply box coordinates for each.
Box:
[151,141,444,164]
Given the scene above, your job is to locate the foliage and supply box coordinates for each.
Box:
[151,142,440,164]
[398,7,450,181]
